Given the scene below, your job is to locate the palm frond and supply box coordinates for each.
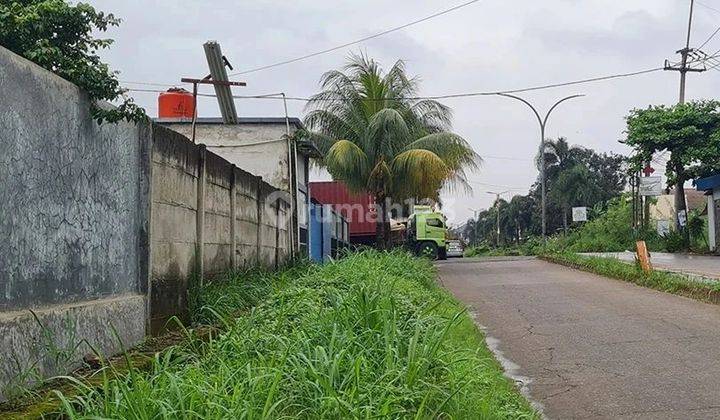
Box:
[324,140,369,192]
[404,133,481,171]
[390,149,450,199]
[367,108,411,158]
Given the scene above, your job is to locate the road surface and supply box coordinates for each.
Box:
[438,257,720,419]
[582,252,720,279]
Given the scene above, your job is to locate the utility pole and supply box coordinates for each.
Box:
[664,0,704,244]
[487,191,509,247]
[497,94,584,241]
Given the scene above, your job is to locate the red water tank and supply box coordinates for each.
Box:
[158,88,195,119]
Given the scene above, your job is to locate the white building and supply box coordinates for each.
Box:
[158,117,320,254]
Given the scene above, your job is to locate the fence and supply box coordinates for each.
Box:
[150,127,291,332]
[0,46,292,398]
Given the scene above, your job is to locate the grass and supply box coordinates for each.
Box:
[42,250,536,419]
[540,251,720,304]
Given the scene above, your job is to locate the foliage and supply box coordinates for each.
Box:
[625,101,720,187]
[0,0,146,123]
[464,240,541,257]
[53,251,537,419]
[303,54,480,247]
[461,138,626,246]
[548,164,599,233]
[544,197,656,252]
[541,252,720,304]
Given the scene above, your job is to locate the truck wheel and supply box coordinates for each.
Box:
[439,247,447,260]
[416,241,439,260]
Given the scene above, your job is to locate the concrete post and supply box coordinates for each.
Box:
[709,195,717,252]
[230,165,237,270]
[256,176,263,265]
[196,145,206,285]
[275,202,281,269]
[139,123,154,334]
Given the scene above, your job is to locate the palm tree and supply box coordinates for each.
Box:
[549,164,599,233]
[303,54,480,248]
[536,137,585,178]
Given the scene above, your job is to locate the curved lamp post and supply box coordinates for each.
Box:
[497,93,584,240]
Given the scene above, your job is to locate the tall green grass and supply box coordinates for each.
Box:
[53,250,536,419]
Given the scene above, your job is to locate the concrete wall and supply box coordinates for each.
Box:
[0,46,150,397]
[149,126,291,332]
[0,46,293,396]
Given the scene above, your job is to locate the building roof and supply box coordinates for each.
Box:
[154,116,304,129]
[696,174,720,192]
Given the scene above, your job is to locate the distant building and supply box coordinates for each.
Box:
[649,188,707,235]
[157,117,320,254]
[696,174,720,253]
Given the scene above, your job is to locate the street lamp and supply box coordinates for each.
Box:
[497,93,584,241]
[487,191,509,247]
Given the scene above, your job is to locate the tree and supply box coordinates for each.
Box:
[505,195,535,242]
[625,101,720,237]
[304,54,480,248]
[0,0,146,123]
[537,137,583,177]
[549,164,599,234]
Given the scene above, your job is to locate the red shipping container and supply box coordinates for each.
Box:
[309,181,376,239]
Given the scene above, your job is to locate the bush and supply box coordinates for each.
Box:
[543,197,665,253]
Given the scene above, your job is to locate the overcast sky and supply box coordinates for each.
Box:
[89,0,720,225]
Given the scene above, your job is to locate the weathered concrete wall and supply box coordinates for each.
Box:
[149,126,291,333]
[0,45,295,395]
[0,46,150,397]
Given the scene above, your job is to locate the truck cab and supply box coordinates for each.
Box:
[406,206,447,260]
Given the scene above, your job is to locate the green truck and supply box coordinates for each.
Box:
[406,206,448,260]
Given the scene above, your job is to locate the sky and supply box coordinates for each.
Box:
[88,0,720,225]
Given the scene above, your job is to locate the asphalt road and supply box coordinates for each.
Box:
[438,257,720,419]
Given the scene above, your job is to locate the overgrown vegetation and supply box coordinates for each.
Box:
[464,239,542,258]
[0,0,146,123]
[463,196,710,257]
[42,251,535,419]
[461,138,626,246]
[540,252,720,304]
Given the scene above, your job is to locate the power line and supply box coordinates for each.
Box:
[480,155,533,162]
[120,80,176,88]
[697,0,720,15]
[125,65,667,102]
[467,180,528,191]
[227,0,483,77]
[698,25,720,49]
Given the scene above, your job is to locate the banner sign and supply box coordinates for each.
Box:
[572,206,587,222]
[639,176,662,196]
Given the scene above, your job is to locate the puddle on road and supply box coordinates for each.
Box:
[469,311,547,418]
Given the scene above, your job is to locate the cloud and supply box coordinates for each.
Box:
[87,0,720,223]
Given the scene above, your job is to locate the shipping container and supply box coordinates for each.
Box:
[309,181,376,244]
